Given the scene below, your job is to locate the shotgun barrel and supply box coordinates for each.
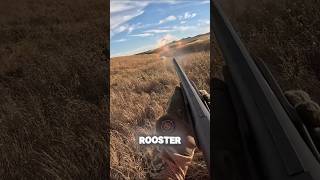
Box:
[172,58,210,169]
[212,1,320,179]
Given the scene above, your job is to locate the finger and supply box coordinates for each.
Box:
[296,100,320,127]
[285,90,311,107]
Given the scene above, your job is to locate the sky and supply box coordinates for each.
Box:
[110,0,210,57]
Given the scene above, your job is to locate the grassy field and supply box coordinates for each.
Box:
[110,35,209,179]
[219,0,320,103]
[0,0,108,178]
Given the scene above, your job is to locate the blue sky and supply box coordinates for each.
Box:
[110,0,210,57]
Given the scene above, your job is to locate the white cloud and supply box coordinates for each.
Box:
[110,1,149,37]
[178,12,197,21]
[110,0,186,37]
[156,34,178,47]
[177,12,197,25]
[145,29,172,33]
[159,15,177,24]
[130,33,154,37]
[113,38,127,43]
[143,25,193,35]
[199,0,210,4]
[158,0,184,4]
[184,12,197,19]
[111,23,145,37]
[113,25,128,34]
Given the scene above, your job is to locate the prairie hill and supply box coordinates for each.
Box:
[138,33,210,57]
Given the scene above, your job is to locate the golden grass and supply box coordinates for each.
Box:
[220,0,320,103]
[0,0,108,178]
[110,50,209,179]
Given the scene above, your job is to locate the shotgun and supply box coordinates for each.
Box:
[172,58,210,169]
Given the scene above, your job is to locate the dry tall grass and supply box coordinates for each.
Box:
[0,0,108,179]
[220,0,320,103]
[110,49,209,179]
